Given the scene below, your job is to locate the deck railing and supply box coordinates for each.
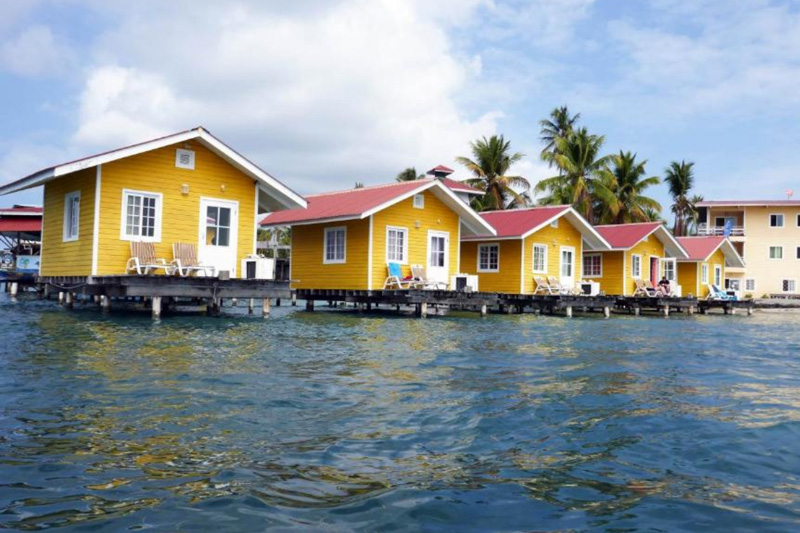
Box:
[697,224,745,236]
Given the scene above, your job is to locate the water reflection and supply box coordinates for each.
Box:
[1,298,800,531]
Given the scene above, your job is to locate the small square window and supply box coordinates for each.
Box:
[582,253,602,277]
[769,246,783,259]
[478,244,499,272]
[323,226,346,264]
[745,278,756,291]
[413,194,424,209]
[769,213,784,227]
[175,148,195,170]
[783,279,796,293]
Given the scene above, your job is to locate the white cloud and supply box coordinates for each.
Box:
[69,0,502,193]
[0,25,72,77]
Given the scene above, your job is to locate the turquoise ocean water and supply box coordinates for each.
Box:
[1,294,799,531]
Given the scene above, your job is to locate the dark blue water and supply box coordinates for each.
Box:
[1,295,799,532]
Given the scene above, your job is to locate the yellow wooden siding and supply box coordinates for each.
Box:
[695,248,726,298]
[587,251,626,295]
[40,168,96,276]
[290,219,370,289]
[370,190,460,289]
[624,235,665,295]
[522,218,583,293]
[96,141,256,275]
[459,239,522,293]
[677,262,699,297]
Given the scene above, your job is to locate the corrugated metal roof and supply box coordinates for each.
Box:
[0,218,41,232]
[462,206,571,239]
[676,236,725,261]
[440,177,481,194]
[594,222,663,249]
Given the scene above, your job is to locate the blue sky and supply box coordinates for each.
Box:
[1,0,799,212]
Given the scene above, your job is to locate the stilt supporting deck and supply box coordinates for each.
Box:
[565,306,573,318]
[9,282,18,300]
[292,293,297,306]
[152,296,162,319]
[65,292,73,308]
[633,307,640,316]
[262,298,271,317]
[688,305,695,315]
[747,307,754,316]
[662,305,670,317]
[102,295,111,312]
[276,298,281,307]
[231,298,238,307]
[306,299,314,311]
[417,302,428,318]
[603,306,611,318]
[248,298,255,314]
[480,304,487,317]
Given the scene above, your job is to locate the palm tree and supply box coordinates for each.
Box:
[664,160,695,236]
[395,167,422,182]
[536,128,611,223]
[456,135,531,210]
[685,194,704,235]
[540,106,580,159]
[595,151,661,224]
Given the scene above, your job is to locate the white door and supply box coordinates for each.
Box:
[427,231,450,286]
[560,246,575,289]
[199,198,239,276]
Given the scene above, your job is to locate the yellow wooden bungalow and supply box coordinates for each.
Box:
[0,127,306,278]
[676,236,745,298]
[589,222,689,296]
[260,179,495,290]
[459,206,611,293]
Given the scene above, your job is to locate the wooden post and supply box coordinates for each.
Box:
[603,306,611,318]
[730,307,737,315]
[688,305,695,315]
[565,306,573,318]
[723,305,730,315]
[419,302,428,318]
[499,304,505,313]
[248,298,255,314]
[747,306,754,316]
[276,298,281,307]
[366,302,372,311]
[231,298,238,307]
[306,299,314,311]
[292,293,297,306]
[633,307,640,316]
[152,296,162,319]
[662,305,670,317]
[43,285,50,299]
[102,295,111,312]
[262,298,271,317]
[65,292,73,308]
[480,304,487,317]
[9,282,18,300]
[58,291,64,304]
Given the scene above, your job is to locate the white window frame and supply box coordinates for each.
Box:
[386,226,409,264]
[550,218,559,228]
[745,278,756,292]
[701,263,709,284]
[631,254,642,279]
[783,279,797,293]
[323,226,347,264]
[120,189,163,242]
[661,258,676,282]
[477,243,500,273]
[714,264,722,286]
[532,243,548,274]
[768,245,784,260]
[413,194,424,209]
[582,253,602,277]
[62,191,80,242]
[175,148,196,170]
[769,213,784,228]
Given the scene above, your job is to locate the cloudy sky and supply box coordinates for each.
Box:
[1,0,799,209]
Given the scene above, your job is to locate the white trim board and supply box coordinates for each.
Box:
[91,165,102,275]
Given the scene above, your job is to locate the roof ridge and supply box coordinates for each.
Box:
[305,179,433,198]
[480,205,570,214]
[594,221,662,228]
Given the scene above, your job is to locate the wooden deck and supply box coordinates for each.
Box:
[698,298,755,315]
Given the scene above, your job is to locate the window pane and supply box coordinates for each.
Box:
[219,207,231,228]
[217,227,230,246]
[207,206,218,226]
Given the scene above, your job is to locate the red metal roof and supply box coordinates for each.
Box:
[594,222,663,249]
[463,206,571,239]
[676,236,725,261]
[697,200,800,207]
[440,177,481,194]
[0,218,42,232]
[428,165,454,175]
[262,180,433,225]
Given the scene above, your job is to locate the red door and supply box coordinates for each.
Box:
[650,257,660,285]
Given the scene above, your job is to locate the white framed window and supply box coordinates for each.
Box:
[121,189,162,242]
[769,213,784,227]
[661,258,676,282]
[550,218,559,228]
[63,191,80,242]
[386,226,408,263]
[745,278,756,292]
[413,194,424,209]
[582,253,602,277]
[323,226,346,264]
[631,254,642,279]
[701,263,709,284]
[532,244,547,273]
[783,279,797,293]
[769,246,783,260]
[714,265,722,286]
[477,243,499,272]
[175,148,195,170]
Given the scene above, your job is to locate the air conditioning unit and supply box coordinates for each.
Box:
[451,274,478,292]
[241,255,275,280]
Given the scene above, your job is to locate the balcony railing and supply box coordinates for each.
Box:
[697,223,745,236]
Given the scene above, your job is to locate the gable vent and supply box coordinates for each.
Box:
[175,148,195,170]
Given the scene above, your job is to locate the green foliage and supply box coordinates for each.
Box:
[664,160,696,236]
[594,151,662,224]
[395,167,423,182]
[456,135,531,211]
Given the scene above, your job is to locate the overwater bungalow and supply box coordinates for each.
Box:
[589,222,689,296]
[676,236,746,298]
[0,127,306,278]
[459,206,611,294]
[260,178,495,290]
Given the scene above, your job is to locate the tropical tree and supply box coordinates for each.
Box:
[685,194,704,235]
[536,128,611,223]
[395,167,423,182]
[456,135,531,210]
[664,160,695,236]
[539,106,580,159]
[594,151,661,224]
[354,181,365,188]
